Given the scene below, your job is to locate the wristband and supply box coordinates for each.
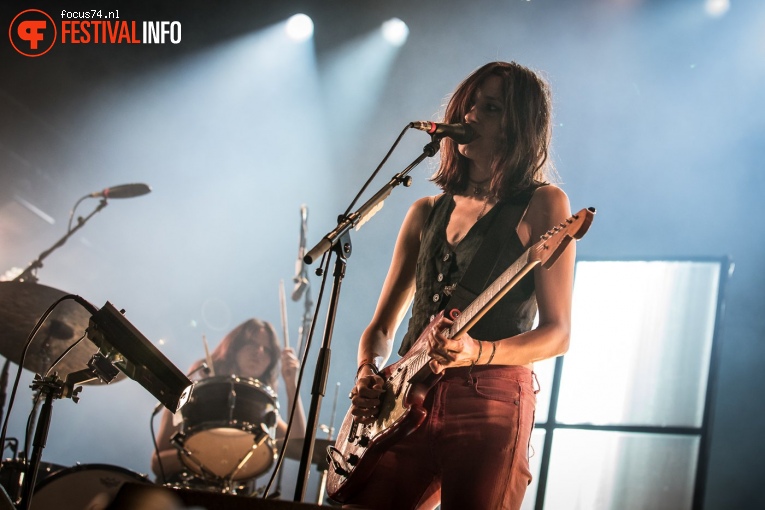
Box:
[355,362,380,381]
[486,342,497,365]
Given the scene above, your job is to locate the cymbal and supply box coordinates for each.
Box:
[281,437,335,468]
[0,281,125,385]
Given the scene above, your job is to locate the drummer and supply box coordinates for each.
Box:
[150,318,306,482]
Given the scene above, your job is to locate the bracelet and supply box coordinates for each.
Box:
[355,362,380,381]
[486,342,497,365]
[474,340,483,365]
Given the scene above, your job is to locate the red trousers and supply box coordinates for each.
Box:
[344,365,536,510]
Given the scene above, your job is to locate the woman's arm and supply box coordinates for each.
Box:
[150,406,184,479]
[351,196,434,422]
[275,347,306,439]
[495,184,575,363]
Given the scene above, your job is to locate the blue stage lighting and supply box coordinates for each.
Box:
[382,18,409,47]
[286,13,314,42]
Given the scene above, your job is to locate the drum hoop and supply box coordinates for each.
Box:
[190,375,278,401]
[32,463,148,493]
[0,458,64,473]
[183,419,273,436]
[182,375,280,437]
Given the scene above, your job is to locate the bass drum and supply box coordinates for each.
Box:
[30,464,150,510]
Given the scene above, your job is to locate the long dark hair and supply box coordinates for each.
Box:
[193,318,281,388]
[432,61,554,200]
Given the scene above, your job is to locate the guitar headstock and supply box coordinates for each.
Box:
[533,207,596,269]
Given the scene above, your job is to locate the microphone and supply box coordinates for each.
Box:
[90,183,152,199]
[410,122,477,144]
[291,205,309,301]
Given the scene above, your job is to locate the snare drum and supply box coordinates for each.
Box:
[177,375,278,481]
[30,464,149,510]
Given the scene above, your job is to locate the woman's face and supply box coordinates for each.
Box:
[235,336,274,379]
[458,75,505,173]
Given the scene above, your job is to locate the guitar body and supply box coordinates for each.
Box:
[325,312,445,503]
[325,207,595,504]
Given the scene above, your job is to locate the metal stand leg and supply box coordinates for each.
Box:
[18,376,60,510]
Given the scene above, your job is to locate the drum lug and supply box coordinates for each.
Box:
[170,432,185,447]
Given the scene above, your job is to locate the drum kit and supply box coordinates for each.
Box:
[0,280,334,508]
[0,194,337,507]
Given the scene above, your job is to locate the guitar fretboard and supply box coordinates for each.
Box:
[403,345,431,377]
[448,248,533,339]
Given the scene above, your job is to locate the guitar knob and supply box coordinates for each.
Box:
[348,454,360,466]
[358,435,370,448]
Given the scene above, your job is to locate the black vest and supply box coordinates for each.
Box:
[398,191,538,356]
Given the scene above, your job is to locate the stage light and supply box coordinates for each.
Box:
[321,23,405,146]
[704,0,730,17]
[381,18,409,47]
[285,13,314,41]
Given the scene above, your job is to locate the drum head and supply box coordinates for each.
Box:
[183,429,276,480]
[31,464,149,510]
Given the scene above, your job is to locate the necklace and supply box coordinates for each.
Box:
[449,194,491,247]
[476,195,489,221]
[467,178,491,197]
[449,195,491,247]
[467,178,491,220]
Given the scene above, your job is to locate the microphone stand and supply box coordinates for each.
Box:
[0,359,9,435]
[293,138,440,502]
[13,198,109,284]
[297,284,313,360]
[293,205,312,358]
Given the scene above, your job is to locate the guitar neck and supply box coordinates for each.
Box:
[449,247,539,339]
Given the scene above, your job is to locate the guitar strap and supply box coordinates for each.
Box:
[445,194,532,313]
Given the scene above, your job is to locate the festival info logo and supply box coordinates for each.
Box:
[9,9,57,57]
[9,9,181,57]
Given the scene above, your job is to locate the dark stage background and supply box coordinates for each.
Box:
[0,0,763,508]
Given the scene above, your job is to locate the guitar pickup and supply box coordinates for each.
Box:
[392,367,407,398]
[349,420,360,443]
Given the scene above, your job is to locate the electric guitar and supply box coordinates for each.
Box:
[325,207,596,503]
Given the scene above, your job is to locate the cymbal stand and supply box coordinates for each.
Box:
[18,354,118,510]
[18,375,63,510]
[23,331,55,463]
